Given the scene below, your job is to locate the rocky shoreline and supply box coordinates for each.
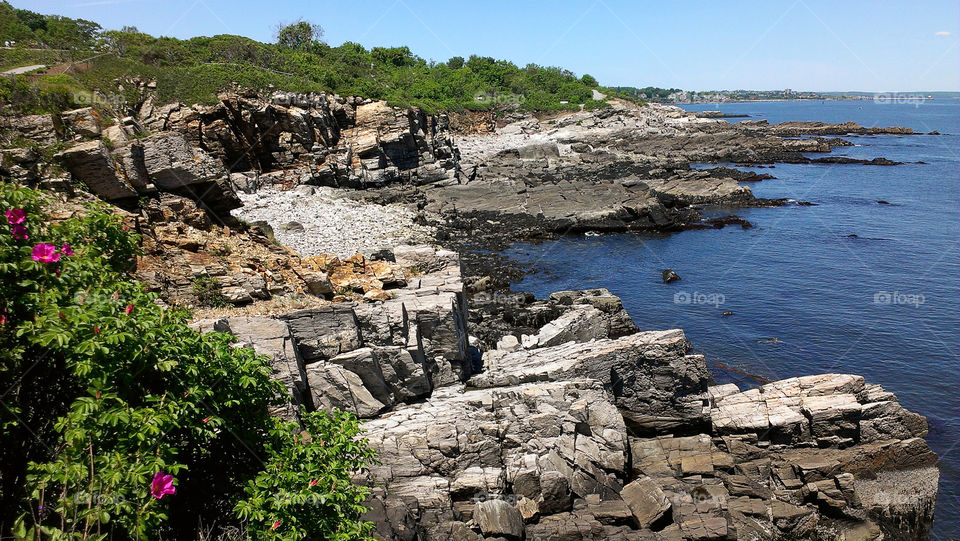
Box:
[188,247,939,540]
[0,91,941,540]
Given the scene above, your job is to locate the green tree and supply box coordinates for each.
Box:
[274,19,323,51]
[581,73,597,87]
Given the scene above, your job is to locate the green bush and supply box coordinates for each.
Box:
[192,275,227,307]
[0,184,376,540]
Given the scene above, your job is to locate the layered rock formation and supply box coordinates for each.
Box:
[186,247,937,541]
[142,91,460,189]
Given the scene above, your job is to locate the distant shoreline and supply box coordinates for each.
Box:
[667,97,940,105]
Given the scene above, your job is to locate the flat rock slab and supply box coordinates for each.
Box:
[470,329,710,430]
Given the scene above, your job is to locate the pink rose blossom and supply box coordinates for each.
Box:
[5,209,25,225]
[31,244,61,263]
[11,224,28,240]
[125,304,134,315]
[150,472,176,499]
[61,243,74,256]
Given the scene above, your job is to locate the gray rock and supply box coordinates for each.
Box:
[55,140,138,201]
[525,305,608,349]
[279,306,362,363]
[474,499,525,539]
[361,380,629,532]
[306,362,385,418]
[709,374,928,446]
[302,271,333,296]
[328,346,431,407]
[139,132,241,214]
[1,113,60,146]
[470,329,710,433]
[60,107,101,138]
[140,132,226,189]
[620,476,670,528]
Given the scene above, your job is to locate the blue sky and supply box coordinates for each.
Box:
[19,0,960,91]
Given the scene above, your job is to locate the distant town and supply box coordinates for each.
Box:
[610,87,955,104]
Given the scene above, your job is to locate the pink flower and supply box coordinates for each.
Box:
[61,243,74,256]
[5,209,25,225]
[11,224,28,240]
[271,520,281,530]
[125,304,134,315]
[150,472,176,499]
[31,244,60,263]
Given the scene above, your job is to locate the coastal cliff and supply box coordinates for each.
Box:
[0,92,939,540]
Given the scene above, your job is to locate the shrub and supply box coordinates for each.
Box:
[0,183,376,540]
[192,274,228,308]
[235,411,378,541]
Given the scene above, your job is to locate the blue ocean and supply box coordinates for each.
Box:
[504,99,960,538]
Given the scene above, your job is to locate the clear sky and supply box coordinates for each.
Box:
[18,0,960,91]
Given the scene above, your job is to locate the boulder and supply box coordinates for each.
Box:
[620,476,671,528]
[279,306,362,363]
[140,132,227,189]
[470,329,710,433]
[474,499,524,539]
[60,107,101,138]
[55,140,138,201]
[306,362,385,418]
[394,244,460,274]
[327,346,431,407]
[548,289,639,338]
[302,271,333,296]
[139,132,241,214]
[524,305,608,349]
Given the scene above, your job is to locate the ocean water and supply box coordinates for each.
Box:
[504,99,960,538]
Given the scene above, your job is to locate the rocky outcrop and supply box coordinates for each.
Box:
[2,88,939,540]
[142,92,460,189]
[55,140,138,201]
[467,287,640,354]
[193,245,470,420]
[472,329,710,433]
[427,101,912,250]
[186,247,937,540]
